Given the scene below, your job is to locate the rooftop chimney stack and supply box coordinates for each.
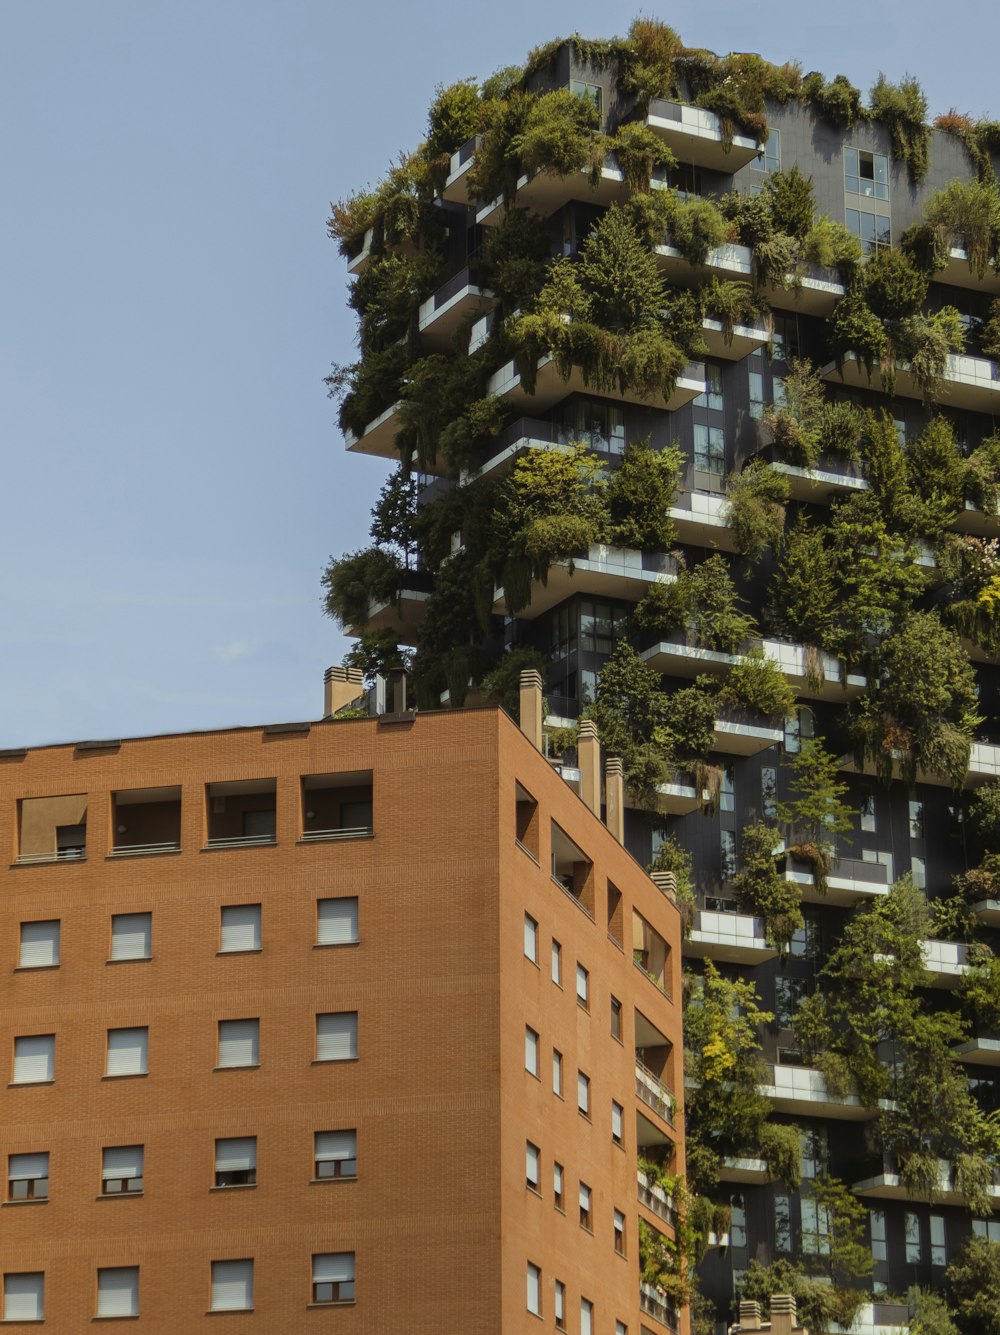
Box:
[578,720,600,815]
[770,1295,798,1335]
[605,757,625,844]
[519,670,543,750]
[324,665,364,718]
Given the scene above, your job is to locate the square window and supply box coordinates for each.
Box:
[8,1153,49,1202]
[610,996,623,1041]
[106,1027,148,1078]
[526,1141,540,1191]
[313,1253,355,1305]
[110,912,151,962]
[315,1130,357,1180]
[316,1012,358,1062]
[220,904,261,953]
[524,914,538,963]
[18,921,59,969]
[217,1019,259,1069]
[97,1266,139,1318]
[612,1101,624,1145]
[12,1035,54,1084]
[552,1049,563,1097]
[211,1259,253,1312]
[215,1138,256,1188]
[4,1273,44,1322]
[579,1181,592,1229]
[102,1146,143,1195]
[316,897,359,946]
[576,963,590,1009]
[525,1027,539,1077]
[577,1071,590,1117]
[551,940,562,986]
[527,1261,541,1316]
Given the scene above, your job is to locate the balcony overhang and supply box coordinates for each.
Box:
[784,866,890,908]
[953,498,1000,538]
[487,355,705,415]
[838,741,1000,790]
[667,492,737,552]
[852,1165,1000,1207]
[822,352,1000,414]
[685,910,778,965]
[625,778,702,817]
[766,460,868,503]
[700,317,769,361]
[953,1037,1000,1066]
[641,639,865,702]
[653,241,752,286]
[973,899,1000,927]
[761,264,845,317]
[417,279,495,348]
[462,437,576,486]
[935,247,1000,296]
[475,162,634,227]
[645,99,759,171]
[492,545,676,619]
[712,713,783,756]
[920,939,969,987]
[717,1156,770,1184]
[346,588,432,643]
[344,401,402,461]
[441,137,482,204]
[763,1064,877,1120]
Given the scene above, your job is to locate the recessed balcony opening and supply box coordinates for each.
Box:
[300,772,373,841]
[205,780,276,849]
[111,787,181,857]
[551,821,594,917]
[515,782,539,860]
[633,911,671,998]
[635,1010,675,1128]
[17,795,88,864]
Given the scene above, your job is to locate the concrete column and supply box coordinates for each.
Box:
[578,720,600,815]
[519,670,543,750]
[324,666,364,717]
[605,757,624,844]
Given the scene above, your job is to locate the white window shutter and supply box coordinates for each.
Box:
[102,1146,143,1180]
[215,1138,256,1172]
[111,913,151,960]
[3,1274,44,1321]
[97,1268,139,1317]
[9,1153,49,1181]
[315,1130,355,1164]
[217,1020,259,1067]
[106,1028,148,1076]
[13,1035,54,1083]
[312,1253,354,1284]
[211,1260,253,1311]
[317,898,358,945]
[316,1012,357,1061]
[220,905,261,952]
[19,921,59,968]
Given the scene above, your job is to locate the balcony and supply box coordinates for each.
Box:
[492,545,677,619]
[637,1167,677,1227]
[852,1155,1000,1207]
[460,419,576,484]
[645,98,759,171]
[633,910,672,1000]
[16,794,88,865]
[919,938,970,987]
[345,226,425,276]
[624,769,701,817]
[759,263,846,317]
[345,571,434,643]
[953,1032,1000,1066]
[475,157,635,227]
[667,490,737,552]
[934,246,1000,296]
[343,400,402,461]
[441,135,482,204]
[953,497,1000,538]
[838,739,1000,789]
[417,267,494,348]
[829,1302,916,1335]
[110,786,181,858]
[640,1281,679,1332]
[204,780,276,850]
[717,1156,770,1184]
[300,772,373,842]
[973,898,1000,927]
[700,316,769,361]
[822,351,1000,414]
[636,1060,677,1128]
[712,707,783,756]
[763,1062,877,1120]
[685,908,778,965]
[640,638,866,703]
[653,239,752,285]
[783,855,889,907]
[486,354,706,415]
[760,451,868,503]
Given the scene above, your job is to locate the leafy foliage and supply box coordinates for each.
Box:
[724,459,790,563]
[732,822,803,947]
[870,73,931,184]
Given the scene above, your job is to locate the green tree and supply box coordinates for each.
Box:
[724,459,790,564]
[585,640,670,800]
[768,516,838,650]
[731,822,803,948]
[945,1236,1000,1335]
[605,439,682,550]
[778,736,855,857]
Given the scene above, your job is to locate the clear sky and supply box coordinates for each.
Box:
[1,0,995,746]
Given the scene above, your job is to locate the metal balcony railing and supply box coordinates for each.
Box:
[635,1061,676,1127]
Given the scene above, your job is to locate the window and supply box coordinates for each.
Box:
[579,1182,592,1229]
[102,1146,143,1195]
[571,79,603,123]
[784,706,813,755]
[577,1071,590,1118]
[110,912,151,962]
[215,1138,256,1188]
[56,822,86,858]
[846,207,891,255]
[861,789,877,833]
[610,995,622,1041]
[525,1027,539,1077]
[753,127,780,174]
[524,914,538,963]
[749,367,766,419]
[576,963,590,1010]
[695,363,724,412]
[694,423,725,474]
[551,940,562,986]
[771,313,798,362]
[105,1027,148,1077]
[581,1297,594,1335]
[720,829,736,883]
[617,1324,628,1335]
[719,765,735,813]
[8,1153,48,1201]
[614,1208,626,1255]
[553,1162,564,1210]
[790,911,820,960]
[870,1208,887,1262]
[316,1012,358,1062]
[774,977,806,1030]
[316,897,359,946]
[930,1214,946,1267]
[611,1101,624,1146]
[761,767,777,820]
[905,1211,922,1264]
[845,147,889,200]
[526,1262,542,1316]
[911,854,926,890]
[552,1049,563,1097]
[800,1127,828,1181]
[802,1197,831,1256]
[526,1142,540,1191]
[12,1035,54,1084]
[554,1280,566,1330]
[314,1130,357,1180]
[18,921,59,969]
[211,1259,253,1312]
[973,1217,1000,1243]
[909,799,926,840]
[580,601,629,655]
[97,1267,139,1318]
[312,1253,355,1305]
[217,1019,259,1069]
[3,1273,44,1322]
[774,1193,792,1253]
[220,904,261,953]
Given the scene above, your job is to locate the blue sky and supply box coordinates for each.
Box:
[1,0,995,746]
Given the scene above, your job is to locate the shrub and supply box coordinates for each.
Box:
[669,197,728,265]
[870,73,931,184]
[725,459,790,563]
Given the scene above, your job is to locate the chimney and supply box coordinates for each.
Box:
[735,1299,761,1331]
[605,757,624,844]
[578,720,600,815]
[385,667,410,716]
[324,665,364,717]
[650,871,677,904]
[519,670,543,750]
[769,1295,798,1335]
